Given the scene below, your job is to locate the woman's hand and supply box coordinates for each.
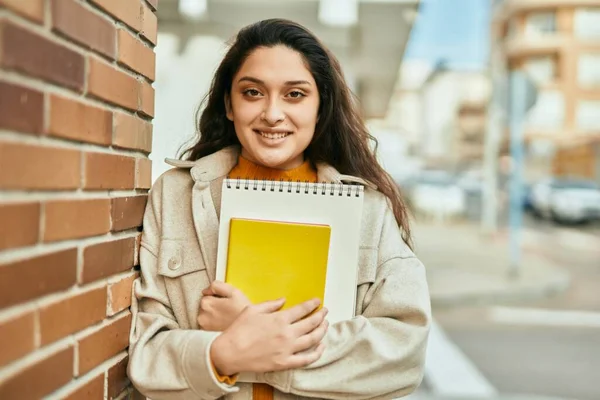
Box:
[197,281,252,332]
[210,298,329,376]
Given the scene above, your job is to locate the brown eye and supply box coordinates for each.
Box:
[243,89,261,97]
[288,91,305,99]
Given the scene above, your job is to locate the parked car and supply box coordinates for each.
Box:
[529,177,600,224]
[409,170,466,219]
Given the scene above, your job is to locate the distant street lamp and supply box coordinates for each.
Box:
[319,0,359,27]
[179,0,208,21]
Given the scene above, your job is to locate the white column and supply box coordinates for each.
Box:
[178,0,208,20]
[318,0,359,27]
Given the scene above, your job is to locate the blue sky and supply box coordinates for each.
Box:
[404,0,491,70]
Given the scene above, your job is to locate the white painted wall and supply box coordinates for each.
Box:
[151,33,228,181]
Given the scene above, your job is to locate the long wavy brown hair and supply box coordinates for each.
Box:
[180,19,412,247]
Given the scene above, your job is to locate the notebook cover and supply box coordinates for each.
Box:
[225,218,331,310]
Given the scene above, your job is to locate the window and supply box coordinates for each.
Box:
[524,56,557,85]
[578,53,600,87]
[526,90,565,130]
[574,8,600,38]
[576,101,600,132]
[525,12,557,37]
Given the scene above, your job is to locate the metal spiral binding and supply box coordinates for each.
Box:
[224,178,364,197]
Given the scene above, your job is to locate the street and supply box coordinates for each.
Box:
[415,214,600,400]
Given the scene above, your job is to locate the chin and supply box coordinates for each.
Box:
[256,153,293,169]
[250,148,300,170]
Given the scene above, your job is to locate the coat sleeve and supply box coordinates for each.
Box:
[259,202,431,400]
[127,177,239,400]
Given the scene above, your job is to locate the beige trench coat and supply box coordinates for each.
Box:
[128,146,431,400]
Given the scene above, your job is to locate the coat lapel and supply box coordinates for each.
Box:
[188,147,239,282]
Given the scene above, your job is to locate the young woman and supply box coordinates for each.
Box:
[128,18,430,400]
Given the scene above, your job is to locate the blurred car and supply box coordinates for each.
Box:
[457,169,485,221]
[409,170,466,219]
[529,177,600,224]
[522,182,534,211]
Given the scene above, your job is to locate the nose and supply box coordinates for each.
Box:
[262,99,285,124]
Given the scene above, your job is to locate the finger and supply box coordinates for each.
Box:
[285,343,326,370]
[280,298,320,323]
[252,298,285,313]
[292,319,328,353]
[292,307,327,336]
[202,287,214,296]
[209,281,234,298]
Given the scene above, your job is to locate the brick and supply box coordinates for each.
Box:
[135,158,152,189]
[0,311,35,367]
[0,202,40,251]
[0,81,44,134]
[82,237,136,284]
[40,287,106,345]
[113,112,152,153]
[0,142,81,190]
[107,272,138,316]
[52,0,116,58]
[146,0,158,11]
[0,20,85,91]
[44,198,111,242]
[84,152,136,190]
[78,313,131,375]
[0,0,44,23]
[0,346,73,399]
[111,195,147,232]
[0,249,77,308]
[138,81,155,117]
[89,0,142,32]
[48,94,112,145]
[140,3,157,45]
[107,356,129,399]
[64,373,104,400]
[88,58,139,110]
[117,29,156,81]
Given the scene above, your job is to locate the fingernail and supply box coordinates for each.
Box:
[323,308,329,315]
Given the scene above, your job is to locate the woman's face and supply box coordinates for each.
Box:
[227,45,320,170]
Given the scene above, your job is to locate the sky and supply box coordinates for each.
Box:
[404,0,492,70]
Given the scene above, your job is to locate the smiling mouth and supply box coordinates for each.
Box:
[254,130,291,139]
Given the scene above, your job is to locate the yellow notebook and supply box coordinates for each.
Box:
[225,218,331,309]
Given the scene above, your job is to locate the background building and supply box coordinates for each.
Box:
[492,0,600,181]
[418,65,491,169]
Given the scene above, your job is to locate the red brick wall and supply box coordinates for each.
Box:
[0,0,157,398]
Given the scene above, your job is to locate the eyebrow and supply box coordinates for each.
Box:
[237,76,312,86]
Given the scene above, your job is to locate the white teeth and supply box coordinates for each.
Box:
[259,131,289,139]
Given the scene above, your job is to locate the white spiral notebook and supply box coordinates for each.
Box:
[216,179,365,324]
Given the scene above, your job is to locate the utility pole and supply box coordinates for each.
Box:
[481,54,506,235]
[508,71,538,278]
[481,3,508,235]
